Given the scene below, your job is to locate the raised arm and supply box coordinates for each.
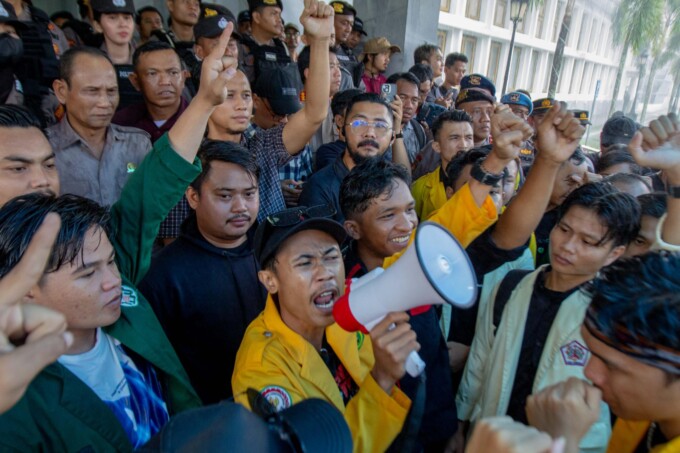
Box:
[282,0,333,154]
[629,113,680,247]
[168,23,239,162]
[389,96,412,176]
[468,105,533,208]
[492,104,584,249]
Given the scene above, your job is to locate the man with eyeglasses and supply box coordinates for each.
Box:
[299,92,411,223]
[232,204,417,452]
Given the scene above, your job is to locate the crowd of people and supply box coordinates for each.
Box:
[0,0,679,452]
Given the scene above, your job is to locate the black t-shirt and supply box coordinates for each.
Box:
[535,209,559,267]
[319,337,359,406]
[505,268,578,424]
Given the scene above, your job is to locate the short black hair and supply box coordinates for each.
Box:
[445,52,468,67]
[136,6,163,25]
[60,47,113,86]
[584,251,680,378]
[0,193,112,278]
[568,146,586,166]
[385,71,420,87]
[431,109,473,141]
[637,192,667,219]
[331,89,363,117]
[605,172,652,193]
[442,147,490,189]
[413,43,439,65]
[0,105,43,130]
[340,159,411,220]
[408,63,434,83]
[50,10,75,22]
[557,182,641,248]
[132,40,180,70]
[344,93,393,124]
[190,140,259,193]
[596,148,642,175]
[297,45,337,84]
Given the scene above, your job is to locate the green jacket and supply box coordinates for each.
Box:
[0,134,203,452]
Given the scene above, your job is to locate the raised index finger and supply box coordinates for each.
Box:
[0,213,60,307]
[206,21,234,63]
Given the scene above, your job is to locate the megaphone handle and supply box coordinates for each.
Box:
[405,350,426,377]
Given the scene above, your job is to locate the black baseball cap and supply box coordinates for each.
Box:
[195,3,240,40]
[90,0,136,15]
[237,10,251,23]
[352,17,367,36]
[253,67,302,116]
[602,115,639,144]
[254,206,347,267]
[330,1,356,16]
[248,0,283,13]
[455,88,495,108]
[0,1,26,30]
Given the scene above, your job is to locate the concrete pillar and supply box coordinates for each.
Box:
[356,0,440,75]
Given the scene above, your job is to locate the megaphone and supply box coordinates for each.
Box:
[333,221,478,377]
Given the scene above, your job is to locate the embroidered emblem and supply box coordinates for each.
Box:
[469,75,481,86]
[561,340,589,366]
[509,93,520,102]
[333,2,344,13]
[520,148,532,155]
[113,0,126,7]
[541,99,553,108]
[356,332,364,350]
[126,162,136,173]
[263,0,277,5]
[121,285,138,307]
[261,386,292,411]
[205,7,217,17]
[218,17,227,29]
[580,112,588,120]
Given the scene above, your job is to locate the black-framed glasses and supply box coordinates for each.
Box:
[266,205,336,227]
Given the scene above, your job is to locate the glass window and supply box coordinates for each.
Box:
[461,34,478,71]
[580,62,592,94]
[528,50,540,91]
[543,53,554,92]
[569,60,582,94]
[588,19,599,53]
[494,0,508,27]
[535,3,546,38]
[488,41,503,82]
[440,0,451,13]
[438,29,448,54]
[508,46,523,90]
[552,0,565,43]
[466,0,482,20]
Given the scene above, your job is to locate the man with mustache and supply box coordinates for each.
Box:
[139,141,266,405]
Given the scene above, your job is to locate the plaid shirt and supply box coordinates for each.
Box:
[245,123,313,183]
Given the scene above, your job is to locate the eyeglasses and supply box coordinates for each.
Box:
[266,205,337,227]
[345,119,392,137]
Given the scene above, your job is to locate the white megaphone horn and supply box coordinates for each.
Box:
[333,221,478,377]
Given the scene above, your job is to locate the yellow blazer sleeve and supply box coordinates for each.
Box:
[383,182,497,269]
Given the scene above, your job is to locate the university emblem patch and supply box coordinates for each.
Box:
[560,340,589,366]
[113,0,126,7]
[121,285,138,307]
[126,162,136,174]
[261,386,292,411]
[218,17,227,29]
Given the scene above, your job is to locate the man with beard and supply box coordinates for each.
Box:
[139,141,266,405]
[298,92,410,223]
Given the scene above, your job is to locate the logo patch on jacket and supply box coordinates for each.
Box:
[261,386,291,411]
[121,285,138,307]
[560,340,589,366]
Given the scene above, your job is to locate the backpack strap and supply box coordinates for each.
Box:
[410,118,427,150]
[492,269,532,329]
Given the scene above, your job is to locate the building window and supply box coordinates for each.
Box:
[528,50,540,91]
[576,16,588,50]
[569,60,582,94]
[508,46,523,90]
[552,0,565,43]
[535,3,546,39]
[440,0,451,13]
[466,0,482,20]
[580,62,592,94]
[461,34,478,71]
[494,0,508,27]
[438,30,448,54]
[588,19,599,53]
[488,41,502,83]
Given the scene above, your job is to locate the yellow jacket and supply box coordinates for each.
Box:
[232,296,411,453]
[607,419,680,453]
[412,166,448,221]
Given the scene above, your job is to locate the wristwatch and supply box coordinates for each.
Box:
[395,132,404,139]
[470,159,503,186]
[667,184,680,199]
